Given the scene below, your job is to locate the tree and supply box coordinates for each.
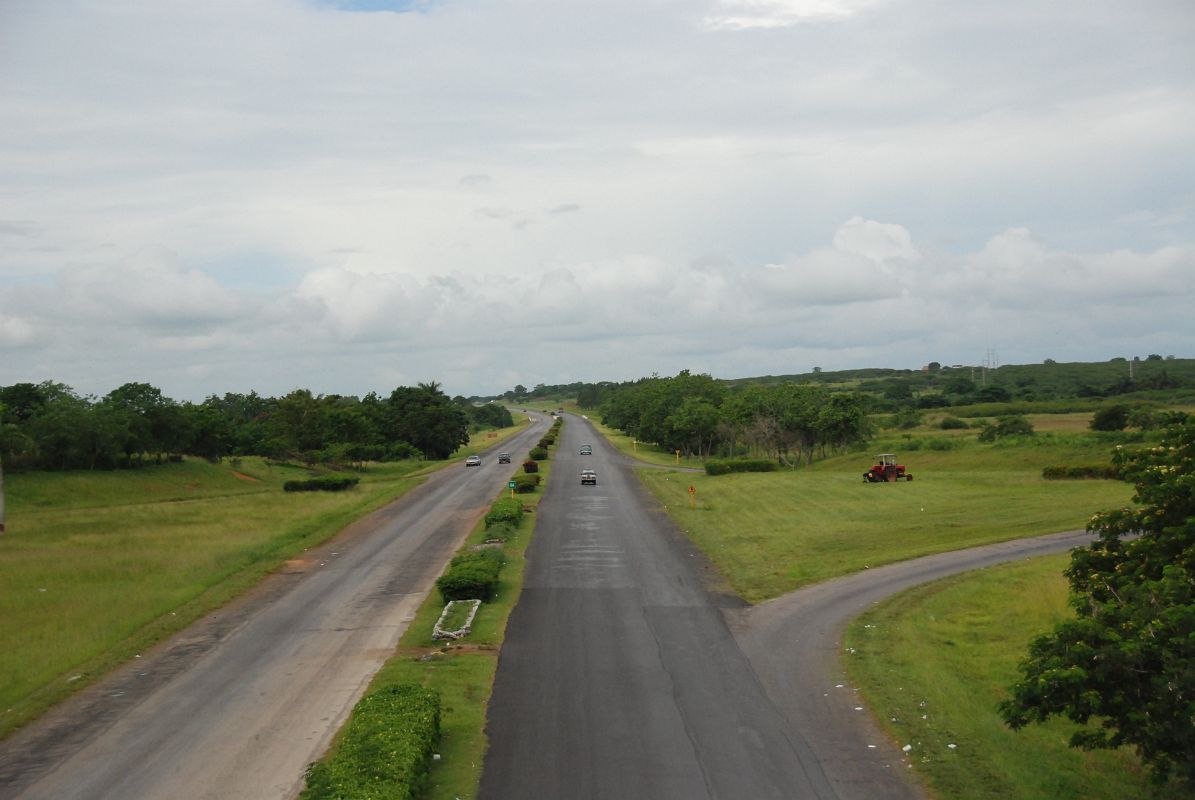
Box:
[999,422,1195,786]
[386,382,469,460]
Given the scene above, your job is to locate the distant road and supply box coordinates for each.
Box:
[480,415,1092,799]
[0,415,548,800]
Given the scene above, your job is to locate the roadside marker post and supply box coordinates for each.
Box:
[675,449,681,464]
[688,485,696,508]
[508,480,517,499]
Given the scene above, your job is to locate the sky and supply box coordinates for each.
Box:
[1,0,1193,401]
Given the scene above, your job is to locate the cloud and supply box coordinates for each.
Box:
[0,1,1190,397]
[703,0,879,30]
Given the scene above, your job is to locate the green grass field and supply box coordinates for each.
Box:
[843,556,1184,799]
[635,435,1133,602]
[0,422,526,738]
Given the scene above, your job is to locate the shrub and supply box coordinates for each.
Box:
[301,684,440,800]
[436,549,506,602]
[522,459,539,473]
[926,436,962,451]
[705,459,778,476]
[513,473,541,493]
[538,436,555,448]
[283,477,359,492]
[484,497,523,529]
[978,414,1034,442]
[529,446,549,461]
[1090,404,1131,431]
[939,416,969,430]
[483,521,517,542]
[1042,464,1119,480]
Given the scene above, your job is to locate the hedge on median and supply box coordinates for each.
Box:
[301,684,440,800]
[436,548,506,603]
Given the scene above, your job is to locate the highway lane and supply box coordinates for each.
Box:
[481,415,1095,799]
[479,417,837,799]
[0,415,548,800]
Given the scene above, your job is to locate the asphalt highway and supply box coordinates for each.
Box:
[479,416,1095,799]
[0,414,549,800]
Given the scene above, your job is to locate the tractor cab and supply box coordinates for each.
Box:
[864,453,913,482]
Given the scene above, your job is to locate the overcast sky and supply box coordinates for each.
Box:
[1,0,1192,401]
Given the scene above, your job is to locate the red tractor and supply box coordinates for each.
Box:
[863,453,913,483]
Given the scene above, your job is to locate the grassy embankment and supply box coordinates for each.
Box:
[307,433,557,800]
[843,557,1186,799]
[0,422,524,739]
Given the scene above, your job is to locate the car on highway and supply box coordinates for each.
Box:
[465,455,482,467]
[498,453,512,464]
[581,469,597,485]
[579,444,593,455]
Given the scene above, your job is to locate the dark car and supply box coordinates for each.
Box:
[498,453,511,464]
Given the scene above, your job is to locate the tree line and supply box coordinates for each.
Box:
[0,381,512,471]
[595,370,870,463]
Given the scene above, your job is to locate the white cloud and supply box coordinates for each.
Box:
[0,1,1191,397]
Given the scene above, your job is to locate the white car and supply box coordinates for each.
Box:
[581,469,597,485]
[465,455,482,467]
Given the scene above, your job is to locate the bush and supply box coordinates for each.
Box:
[436,549,506,602]
[512,473,541,493]
[1090,404,1131,431]
[939,416,969,430]
[283,476,359,492]
[301,684,440,800]
[705,459,778,476]
[529,446,549,461]
[522,459,539,473]
[484,497,524,529]
[1042,464,1119,480]
[538,436,555,448]
[978,414,1035,442]
[483,521,517,542]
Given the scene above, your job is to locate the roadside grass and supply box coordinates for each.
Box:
[586,417,705,469]
[335,445,554,800]
[0,421,527,739]
[634,435,1133,603]
[843,556,1184,800]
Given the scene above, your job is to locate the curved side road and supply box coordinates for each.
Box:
[729,529,1095,800]
[0,416,547,800]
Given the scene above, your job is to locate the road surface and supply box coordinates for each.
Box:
[0,415,548,800]
[479,415,1093,799]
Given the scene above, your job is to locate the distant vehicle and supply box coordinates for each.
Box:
[579,444,593,455]
[863,453,912,482]
[581,469,597,485]
[497,453,512,464]
[465,455,482,467]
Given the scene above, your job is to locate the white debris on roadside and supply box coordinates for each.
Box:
[902,744,913,752]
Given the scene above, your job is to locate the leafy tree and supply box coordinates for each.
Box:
[999,422,1195,786]
[387,382,468,460]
